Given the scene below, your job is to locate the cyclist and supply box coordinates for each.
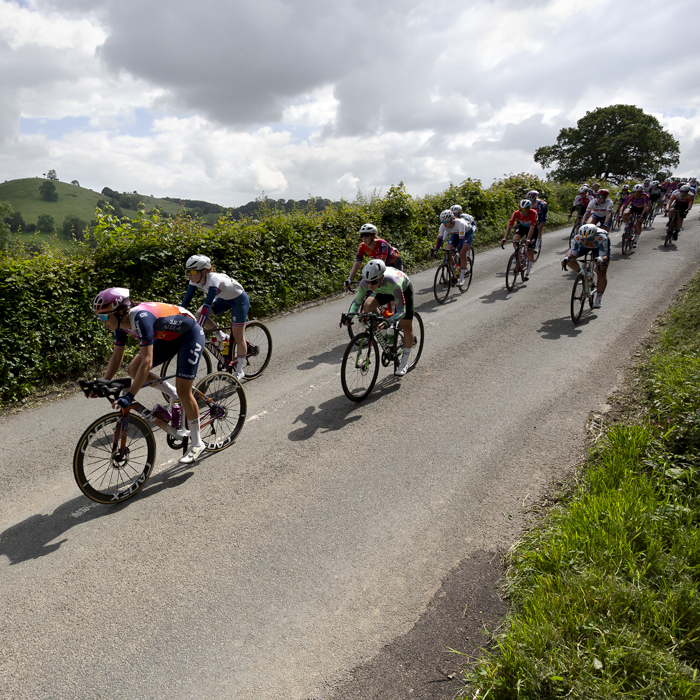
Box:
[91,287,206,464]
[526,189,548,251]
[621,184,650,247]
[182,255,250,381]
[569,186,592,223]
[649,180,664,213]
[613,185,630,218]
[561,224,611,309]
[500,199,538,281]
[666,184,695,239]
[583,188,613,230]
[342,260,415,377]
[345,224,402,290]
[642,178,652,193]
[450,204,478,258]
[433,209,471,287]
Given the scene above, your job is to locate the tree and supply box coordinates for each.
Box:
[63,215,88,240]
[37,214,55,233]
[4,211,25,232]
[533,105,680,184]
[71,180,80,186]
[0,201,13,249]
[46,169,58,181]
[39,180,58,202]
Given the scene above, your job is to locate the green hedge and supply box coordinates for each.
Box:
[0,175,577,402]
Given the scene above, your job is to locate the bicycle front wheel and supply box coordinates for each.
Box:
[433,264,451,304]
[236,321,272,379]
[194,372,247,452]
[160,347,212,401]
[395,312,424,373]
[664,223,673,247]
[621,226,633,255]
[569,222,578,247]
[341,332,379,402]
[505,252,519,291]
[571,274,586,323]
[73,412,156,504]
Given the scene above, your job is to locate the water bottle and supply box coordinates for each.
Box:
[386,325,395,345]
[222,337,230,355]
[171,404,182,430]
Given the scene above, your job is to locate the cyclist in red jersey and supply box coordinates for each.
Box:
[344,224,402,290]
[500,199,539,280]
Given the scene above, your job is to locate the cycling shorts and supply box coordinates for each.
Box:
[590,213,610,228]
[447,230,474,249]
[151,324,205,380]
[514,224,536,246]
[373,284,414,321]
[628,205,644,216]
[388,256,404,271]
[650,194,662,202]
[210,291,250,326]
[672,201,690,216]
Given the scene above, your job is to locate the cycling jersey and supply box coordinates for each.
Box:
[115,302,196,347]
[586,197,613,219]
[348,268,413,323]
[355,238,400,265]
[458,213,477,229]
[622,193,650,209]
[437,218,471,243]
[532,199,548,224]
[182,270,246,323]
[614,192,629,204]
[508,209,538,231]
[572,194,592,214]
[671,189,694,203]
[649,186,663,199]
[571,230,611,259]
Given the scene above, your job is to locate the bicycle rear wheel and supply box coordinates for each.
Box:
[505,252,519,291]
[194,372,247,452]
[569,221,579,247]
[433,264,451,304]
[458,258,472,292]
[73,412,156,504]
[571,274,586,323]
[395,312,424,373]
[341,332,379,402]
[468,245,475,268]
[160,347,212,401]
[236,321,272,379]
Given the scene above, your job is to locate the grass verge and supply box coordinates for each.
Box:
[460,272,700,699]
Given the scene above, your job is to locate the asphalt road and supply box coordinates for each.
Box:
[1,215,699,699]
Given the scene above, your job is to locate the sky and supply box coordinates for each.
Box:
[1,0,699,207]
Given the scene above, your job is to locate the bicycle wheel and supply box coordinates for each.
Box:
[505,252,519,291]
[621,225,633,255]
[459,257,472,292]
[433,264,451,304]
[194,372,247,452]
[395,312,424,373]
[468,245,475,268]
[569,221,579,247]
[664,222,673,247]
[73,412,156,504]
[341,332,379,402]
[570,274,586,323]
[235,321,272,379]
[160,347,212,401]
[587,272,598,309]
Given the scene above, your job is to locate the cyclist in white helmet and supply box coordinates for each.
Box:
[432,209,472,287]
[182,254,250,381]
[345,223,402,290]
[561,224,611,309]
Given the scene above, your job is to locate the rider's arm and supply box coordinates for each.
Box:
[182,283,196,309]
[347,283,369,316]
[348,260,362,281]
[102,343,126,381]
[503,224,513,241]
[128,344,155,397]
[198,286,218,323]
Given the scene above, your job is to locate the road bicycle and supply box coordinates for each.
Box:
[339,311,424,401]
[74,372,247,504]
[665,210,684,247]
[611,208,623,231]
[620,211,640,255]
[502,238,529,292]
[570,250,598,324]
[569,214,583,246]
[433,245,472,304]
[343,284,392,340]
[160,320,272,392]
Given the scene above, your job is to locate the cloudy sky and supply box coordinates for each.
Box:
[1,0,699,207]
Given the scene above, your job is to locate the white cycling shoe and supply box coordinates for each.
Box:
[179,443,205,465]
[233,367,245,381]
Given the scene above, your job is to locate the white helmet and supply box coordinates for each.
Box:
[362,259,386,283]
[527,190,539,200]
[680,184,691,193]
[578,186,588,193]
[652,180,659,186]
[450,204,463,215]
[519,199,532,209]
[359,223,378,237]
[185,254,212,271]
[440,209,454,224]
[579,224,599,240]
[632,184,643,192]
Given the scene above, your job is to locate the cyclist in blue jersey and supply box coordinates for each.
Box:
[91,287,206,464]
[526,190,548,252]
[342,260,415,377]
[561,224,611,309]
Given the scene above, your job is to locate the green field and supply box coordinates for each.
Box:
[0,178,186,238]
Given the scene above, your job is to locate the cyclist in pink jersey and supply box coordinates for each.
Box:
[621,184,650,247]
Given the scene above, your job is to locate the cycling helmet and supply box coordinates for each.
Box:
[579,224,599,240]
[592,183,600,189]
[680,184,691,193]
[578,185,588,193]
[598,189,610,197]
[652,180,659,186]
[519,199,532,209]
[362,259,386,283]
[359,223,378,237]
[621,184,629,190]
[440,209,454,224]
[527,190,538,200]
[450,204,463,215]
[185,254,212,271]
[644,178,651,183]
[632,184,643,192]
[93,287,130,315]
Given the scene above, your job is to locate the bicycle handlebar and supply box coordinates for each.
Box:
[78,377,132,403]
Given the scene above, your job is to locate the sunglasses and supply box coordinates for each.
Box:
[97,314,110,322]
[368,279,381,287]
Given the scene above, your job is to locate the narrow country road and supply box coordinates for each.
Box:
[1,217,698,699]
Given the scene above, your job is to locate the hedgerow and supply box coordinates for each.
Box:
[0,175,576,402]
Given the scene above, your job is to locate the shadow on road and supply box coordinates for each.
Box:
[479,286,511,304]
[537,313,596,339]
[0,461,205,565]
[289,381,401,441]
[297,343,345,371]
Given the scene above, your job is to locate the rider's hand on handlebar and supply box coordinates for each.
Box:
[429,249,436,258]
[344,278,352,290]
[113,392,135,410]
